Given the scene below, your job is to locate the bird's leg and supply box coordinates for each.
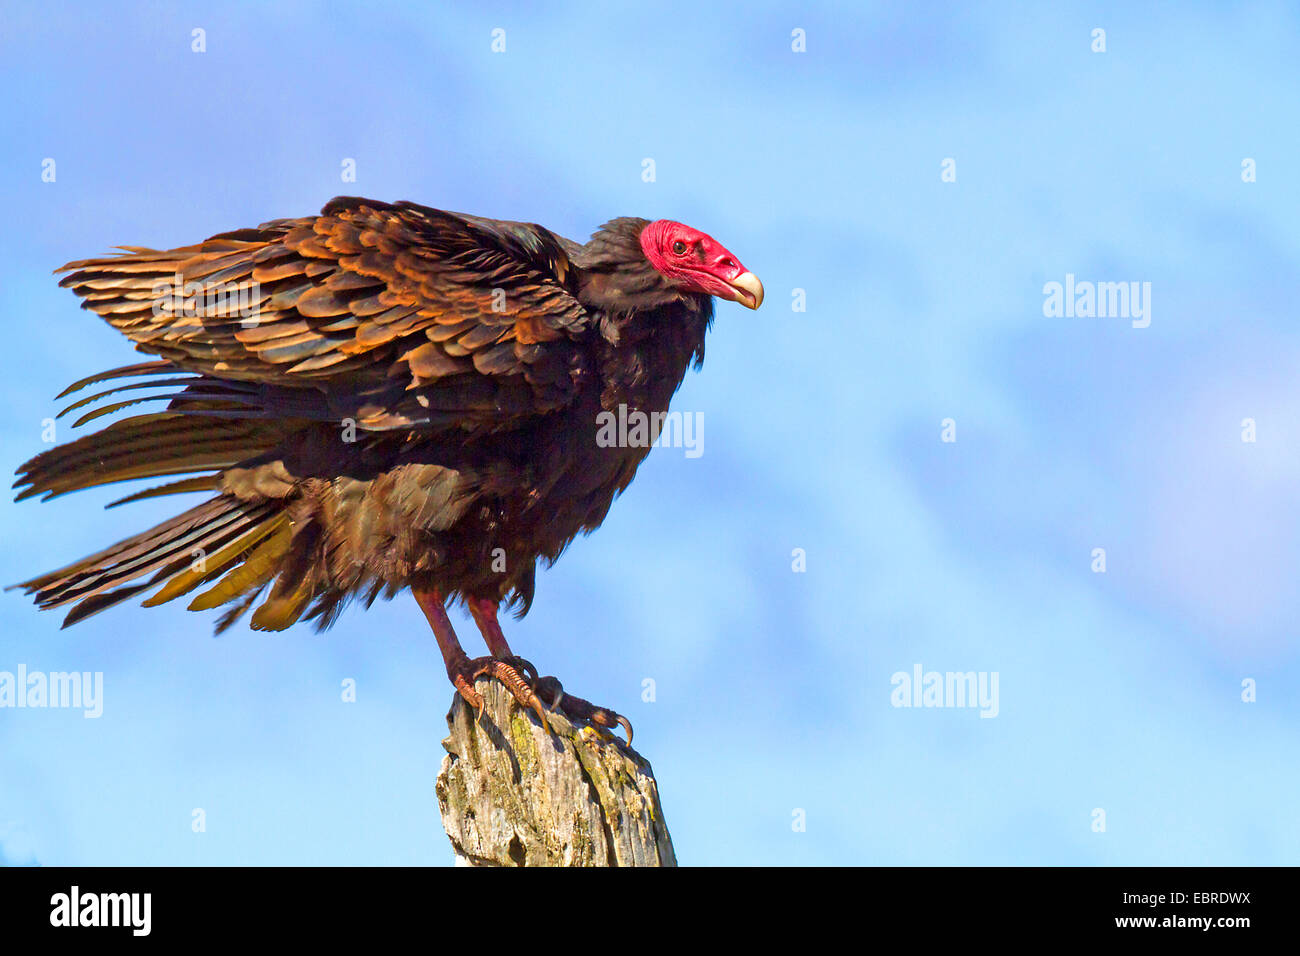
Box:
[467,597,537,683]
[412,587,549,731]
[466,598,634,747]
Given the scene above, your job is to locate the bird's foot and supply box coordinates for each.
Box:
[445,650,630,747]
[533,675,633,747]
[450,655,550,734]
[498,655,538,684]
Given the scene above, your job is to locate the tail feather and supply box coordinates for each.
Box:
[250,521,322,630]
[213,583,271,635]
[13,362,329,632]
[187,523,291,611]
[14,495,279,613]
[12,497,293,629]
[141,515,286,608]
[59,583,159,628]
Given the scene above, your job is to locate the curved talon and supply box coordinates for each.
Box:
[451,673,484,713]
[615,715,633,748]
[586,707,633,748]
[447,656,553,734]
[535,675,564,710]
[529,675,632,747]
[527,695,551,735]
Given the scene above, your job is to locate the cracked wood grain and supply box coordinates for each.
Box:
[435,677,676,867]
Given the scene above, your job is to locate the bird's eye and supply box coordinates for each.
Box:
[672,241,686,255]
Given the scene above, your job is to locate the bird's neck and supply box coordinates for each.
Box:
[593,297,713,413]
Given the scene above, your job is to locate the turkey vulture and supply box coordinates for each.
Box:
[11,197,763,742]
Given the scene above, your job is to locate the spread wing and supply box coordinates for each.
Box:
[55,197,595,430]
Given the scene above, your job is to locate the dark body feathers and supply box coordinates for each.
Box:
[13,198,712,631]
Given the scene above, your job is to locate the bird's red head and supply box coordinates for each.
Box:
[639,220,764,310]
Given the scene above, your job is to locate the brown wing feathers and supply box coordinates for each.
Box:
[14,406,293,503]
[55,199,590,405]
[14,198,596,632]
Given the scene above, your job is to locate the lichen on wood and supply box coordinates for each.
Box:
[435,677,676,866]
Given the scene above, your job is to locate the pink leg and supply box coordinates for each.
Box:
[412,586,547,729]
[466,596,633,746]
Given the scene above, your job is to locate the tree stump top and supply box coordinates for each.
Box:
[435,678,676,866]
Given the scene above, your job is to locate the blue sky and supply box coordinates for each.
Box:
[1,1,1298,865]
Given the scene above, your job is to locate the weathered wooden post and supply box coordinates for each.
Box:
[435,678,676,866]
